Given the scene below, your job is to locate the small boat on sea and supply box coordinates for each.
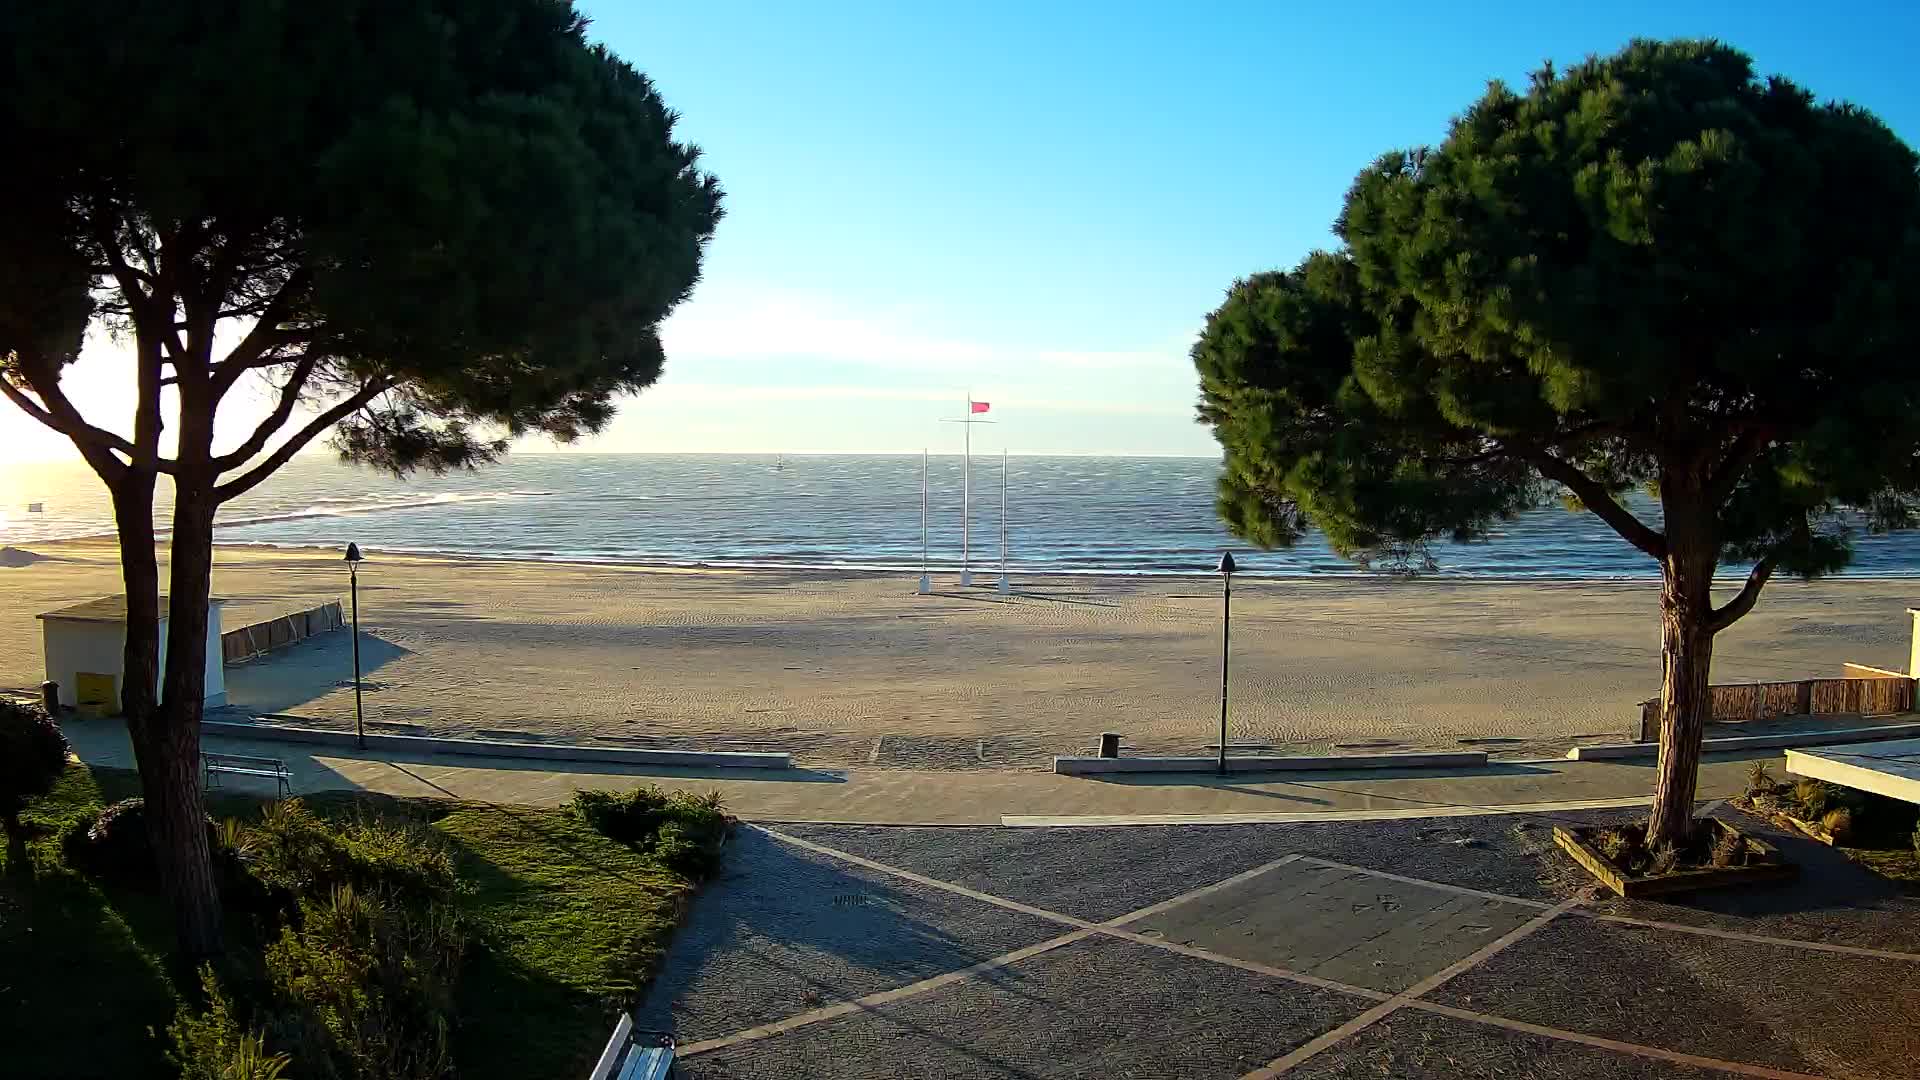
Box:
[26,502,42,513]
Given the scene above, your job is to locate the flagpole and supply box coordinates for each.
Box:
[960,393,972,586]
[998,448,1010,596]
[917,448,931,594]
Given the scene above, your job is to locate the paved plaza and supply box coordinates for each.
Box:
[640,807,1920,1079]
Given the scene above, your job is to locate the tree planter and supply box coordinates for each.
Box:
[1554,818,1797,898]
[1732,797,1841,846]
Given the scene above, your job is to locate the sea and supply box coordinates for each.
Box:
[5,453,1920,579]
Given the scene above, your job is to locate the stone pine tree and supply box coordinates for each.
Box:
[1192,40,1920,851]
[0,0,722,954]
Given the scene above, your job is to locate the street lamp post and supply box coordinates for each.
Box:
[345,543,365,750]
[1217,551,1236,776]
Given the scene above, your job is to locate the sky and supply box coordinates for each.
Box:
[7,1,1920,461]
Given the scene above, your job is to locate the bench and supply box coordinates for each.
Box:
[202,752,291,797]
[587,1014,675,1080]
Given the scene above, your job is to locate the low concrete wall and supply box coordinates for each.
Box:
[1569,721,1920,761]
[1054,750,1488,776]
[200,719,791,770]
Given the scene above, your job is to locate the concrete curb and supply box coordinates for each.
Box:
[1566,721,1920,761]
[199,719,792,770]
[1053,750,1488,776]
[1003,793,1658,827]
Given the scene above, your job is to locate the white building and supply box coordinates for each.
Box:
[38,594,227,712]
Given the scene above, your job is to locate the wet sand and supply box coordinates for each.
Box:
[1,540,1912,768]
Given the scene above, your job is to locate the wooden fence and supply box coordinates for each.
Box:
[1636,665,1916,741]
[222,600,346,665]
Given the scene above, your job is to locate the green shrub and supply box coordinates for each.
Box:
[565,787,727,876]
[1744,760,1774,797]
[1592,828,1637,866]
[1792,779,1832,821]
[248,800,456,904]
[167,966,292,1080]
[0,699,69,843]
[1709,826,1748,868]
[64,797,177,877]
[1820,807,1853,842]
[263,885,463,1080]
[1647,844,1682,876]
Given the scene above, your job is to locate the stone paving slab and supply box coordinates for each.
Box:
[774,821,1302,921]
[634,828,1067,1042]
[1125,861,1541,993]
[1285,1008,1736,1079]
[678,934,1373,1079]
[778,806,1662,920]
[1429,915,1920,1079]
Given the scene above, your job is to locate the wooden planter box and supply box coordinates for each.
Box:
[1554,817,1797,898]
[1731,798,1842,846]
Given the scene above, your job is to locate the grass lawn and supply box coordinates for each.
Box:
[0,763,711,1079]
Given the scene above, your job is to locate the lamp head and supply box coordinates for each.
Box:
[344,542,364,564]
[1217,551,1237,576]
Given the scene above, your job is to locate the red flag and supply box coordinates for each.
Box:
[971,401,991,414]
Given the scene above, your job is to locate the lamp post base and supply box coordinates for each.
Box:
[916,573,932,595]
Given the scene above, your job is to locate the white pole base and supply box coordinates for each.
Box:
[997,576,1010,596]
[960,570,973,587]
[917,574,932,595]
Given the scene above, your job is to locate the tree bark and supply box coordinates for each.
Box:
[148,384,226,957]
[113,470,221,954]
[1645,509,1719,851]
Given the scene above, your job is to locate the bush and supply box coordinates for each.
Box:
[1647,844,1682,876]
[1820,807,1853,843]
[247,800,456,904]
[1792,779,1832,821]
[565,787,727,876]
[263,885,463,1080]
[1744,760,1774,797]
[168,966,292,1080]
[1709,825,1748,868]
[65,797,181,877]
[0,699,69,840]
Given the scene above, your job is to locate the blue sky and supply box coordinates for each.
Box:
[8,2,1920,460]
[576,1,1920,456]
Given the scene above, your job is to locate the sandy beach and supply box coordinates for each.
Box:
[2,539,1913,768]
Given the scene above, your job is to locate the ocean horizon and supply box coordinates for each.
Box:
[6,452,1920,580]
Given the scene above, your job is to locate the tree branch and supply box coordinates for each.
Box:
[92,221,154,315]
[214,377,392,502]
[1523,448,1668,558]
[211,354,319,471]
[1707,551,1778,633]
[0,368,146,481]
[211,267,312,396]
[1707,425,1772,506]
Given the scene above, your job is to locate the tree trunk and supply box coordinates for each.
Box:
[1645,534,1718,851]
[156,409,227,954]
[113,451,224,957]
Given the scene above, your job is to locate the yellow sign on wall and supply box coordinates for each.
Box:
[75,672,117,718]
